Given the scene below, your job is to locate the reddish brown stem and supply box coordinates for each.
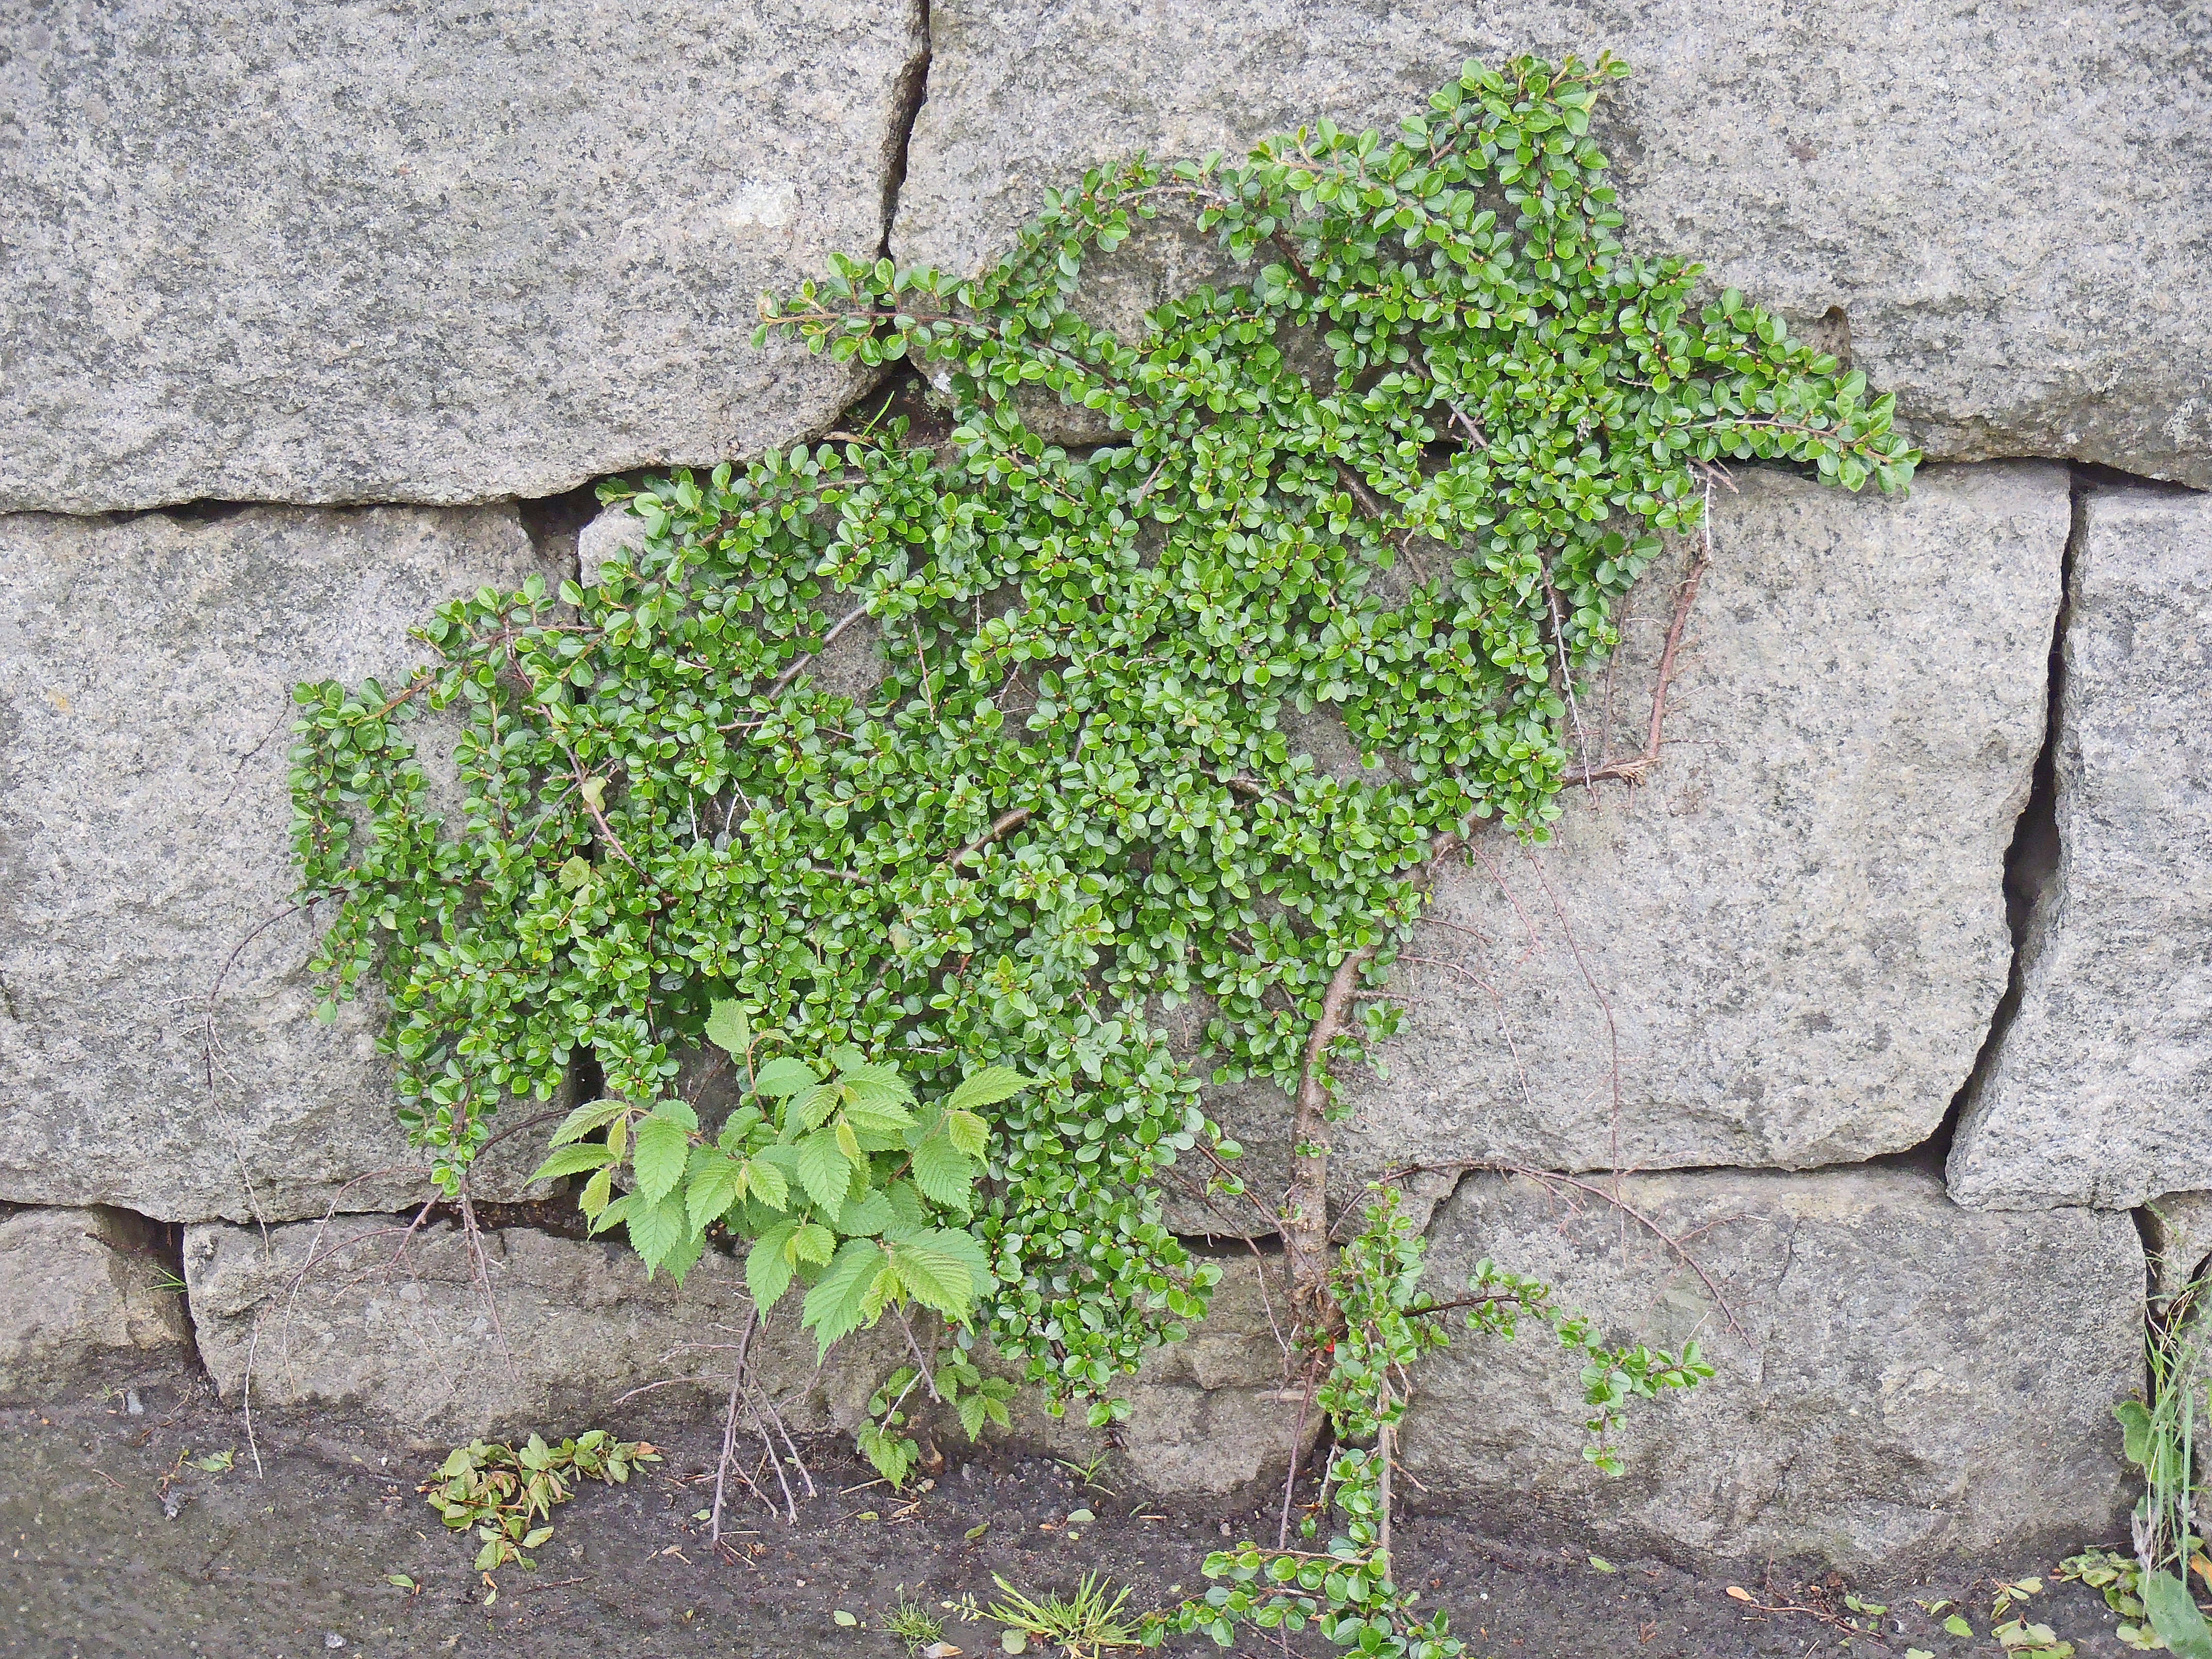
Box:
[1286,944,1379,1328]
[1568,524,1711,787]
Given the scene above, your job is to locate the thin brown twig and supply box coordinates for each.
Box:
[1277,1354,1320,1550]
[710,1311,764,1542]
[944,806,1033,868]
[1566,470,1716,787]
[552,741,642,874]
[1286,944,1379,1327]
[456,1189,525,1386]
[764,603,873,700]
[1541,562,1592,779]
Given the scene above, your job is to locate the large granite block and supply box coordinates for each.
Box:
[892,0,2211,486]
[1191,464,2064,1198]
[1950,485,2212,1210]
[0,1,925,510]
[184,1214,897,1444]
[184,1214,1292,1495]
[0,506,566,1222]
[1401,1167,2142,1571]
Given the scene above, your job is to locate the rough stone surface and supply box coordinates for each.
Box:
[0,2,925,512]
[0,506,567,1223]
[893,0,2212,487]
[1950,486,2212,1211]
[184,1215,1292,1492]
[1402,1167,2142,1571]
[1189,464,2064,1192]
[184,1215,899,1444]
[0,1207,192,1400]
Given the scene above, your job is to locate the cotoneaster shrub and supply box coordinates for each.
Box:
[293,54,1913,1647]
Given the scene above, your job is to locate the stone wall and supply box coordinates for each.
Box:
[3,0,2207,1578]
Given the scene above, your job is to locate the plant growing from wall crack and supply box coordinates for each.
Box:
[291,47,1916,1634]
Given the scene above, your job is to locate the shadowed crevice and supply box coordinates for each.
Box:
[879,0,934,260]
[1914,464,2083,1166]
[514,483,601,582]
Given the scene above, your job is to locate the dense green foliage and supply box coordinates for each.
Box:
[289,50,1914,1416]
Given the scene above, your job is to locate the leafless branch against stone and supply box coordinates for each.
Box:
[241,1312,264,1480]
[1566,470,1717,788]
[1286,942,1383,1328]
[457,1188,525,1387]
[1541,561,1593,779]
[710,1311,765,1543]
[1517,850,1629,1218]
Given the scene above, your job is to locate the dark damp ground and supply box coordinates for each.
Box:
[0,1360,2142,1659]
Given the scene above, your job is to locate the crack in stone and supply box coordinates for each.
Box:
[1910,465,2082,1166]
[877,0,933,262]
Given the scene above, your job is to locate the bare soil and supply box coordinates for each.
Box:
[0,1359,2140,1659]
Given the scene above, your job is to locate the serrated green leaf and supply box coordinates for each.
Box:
[752,1057,819,1098]
[589,1193,634,1236]
[704,998,751,1058]
[888,1233,978,1324]
[528,1143,615,1183]
[547,1097,626,1147]
[837,1063,913,1106]
[686,1157,743,1232]
[802,1237,888,1354]
[910,1135,975,1210]
[833,1184,895,1238]
[578,1166,612,1219]
[745,1221,799,1307]
[743,1155,789,1211]
[651,1098,698,1131]
[625,1191,689,1271]
[793,1128,852,1211]
[841,1098,917,1136]
[795,1082,842,1131]
[947,1065,1030,1113]
[834,1117,863,1162]
[856,1423,916,1489]
[659,1226,705,1285]
[788,1221,836,1266]
[945,1109,989,1159]
[919,1225,990,1295]
[631,1115,690,1204]
[957,1391,987,1439]
[882,1179,929,1234]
